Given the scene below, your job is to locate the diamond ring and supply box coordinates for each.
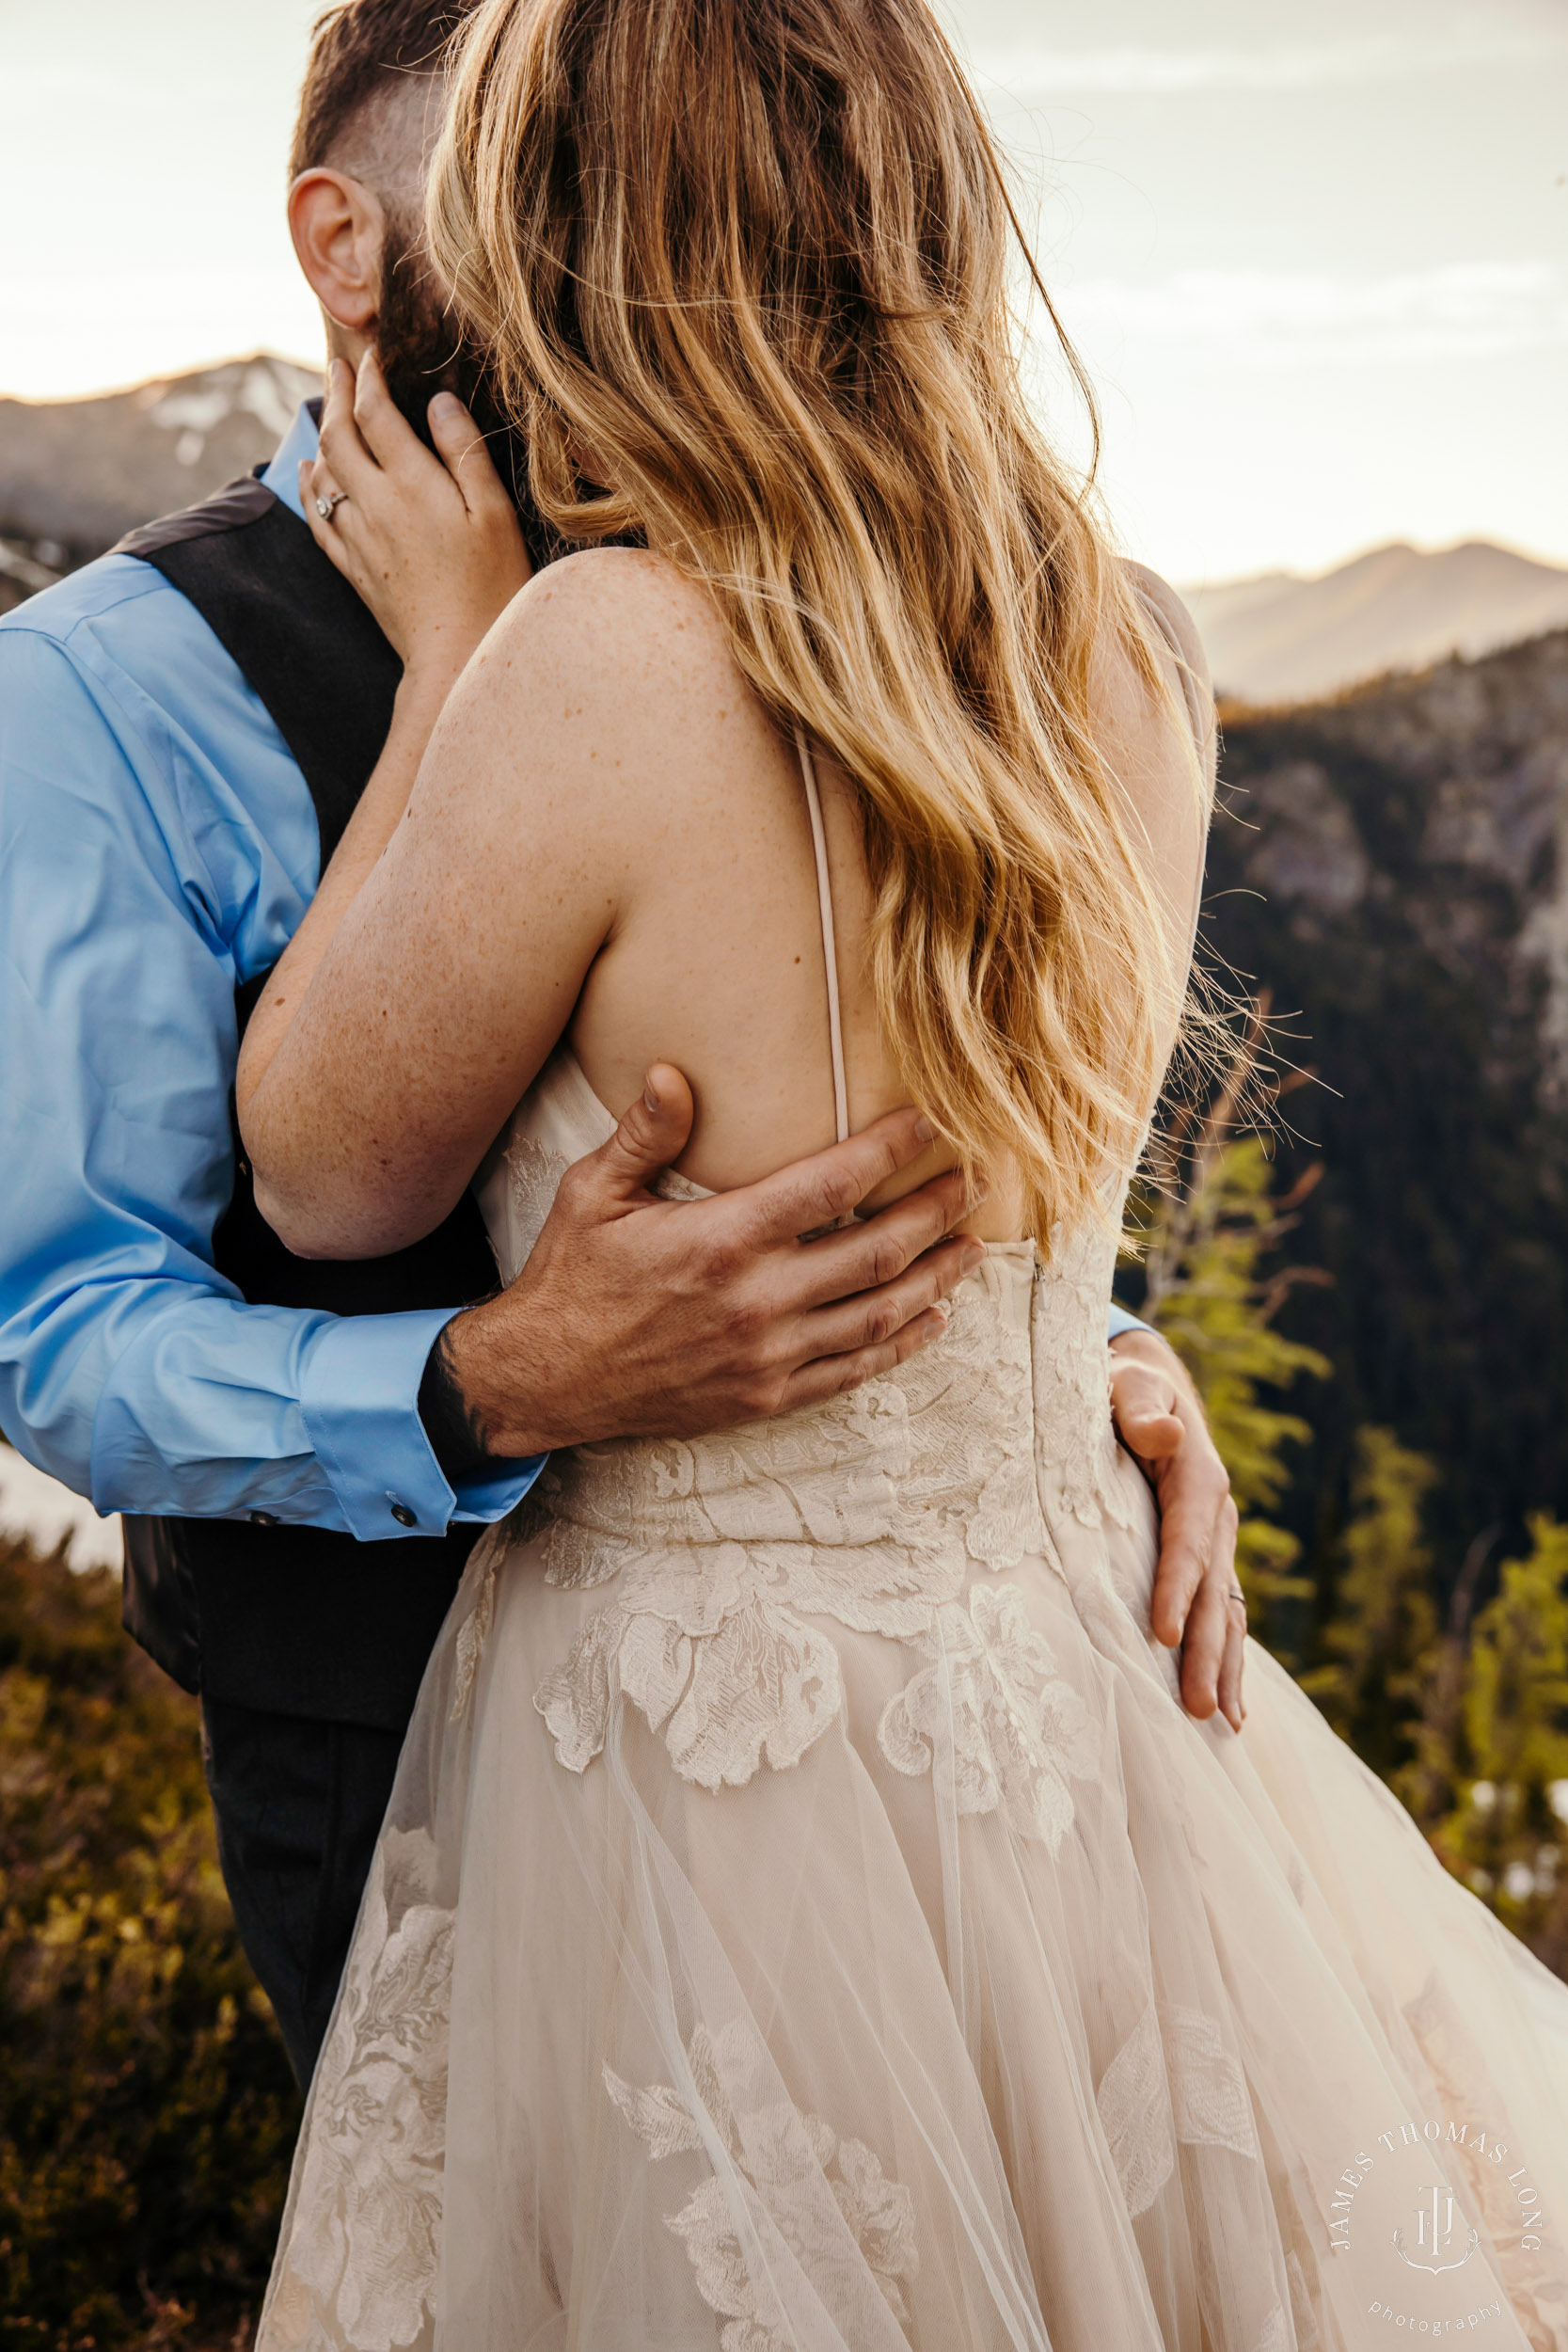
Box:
[315,491,348,520]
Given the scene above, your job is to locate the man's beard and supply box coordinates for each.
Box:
[373,218,566,568]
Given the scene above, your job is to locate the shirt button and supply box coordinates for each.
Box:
[249,1510,280,1527]
[389,1501,418,1528]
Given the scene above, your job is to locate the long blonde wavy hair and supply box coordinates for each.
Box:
[428,0,1205,1240]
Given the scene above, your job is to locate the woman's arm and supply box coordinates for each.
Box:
[236,365,697,1265]
[237,352,532,1117]
[240,544,697,1259]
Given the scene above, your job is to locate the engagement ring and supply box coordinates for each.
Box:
[315,491,348,520]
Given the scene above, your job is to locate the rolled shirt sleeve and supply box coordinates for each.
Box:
[0,603,538,1536]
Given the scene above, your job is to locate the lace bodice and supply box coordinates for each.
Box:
[470,1039,1133,1798]
[479,1037,1127,1518]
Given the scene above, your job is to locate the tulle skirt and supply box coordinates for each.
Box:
[259,1425,1568,2350]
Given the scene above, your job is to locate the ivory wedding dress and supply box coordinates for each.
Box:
[260,736,1568,2351]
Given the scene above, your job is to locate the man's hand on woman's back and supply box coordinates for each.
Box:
[437,1063,985,1461]
[1108,1330,1245,1731]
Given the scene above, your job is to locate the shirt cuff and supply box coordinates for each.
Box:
[1106,1303,1154,1341]
[300,1308,542,1539]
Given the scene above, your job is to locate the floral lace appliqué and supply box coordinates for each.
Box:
[535,1563,844,1789]
[1031,1221,1133,1531]
[531,1257,1086,1794]
[878,1582,1100,1850]
[450,1552,496,1723]
[1164,2002,1260,2162]
[498,1130,570,1268]
[261,1831,451,2350]
[1096,2004,1176,2219]
[1093,1999,1261,2228]
[605,2022,919,2347]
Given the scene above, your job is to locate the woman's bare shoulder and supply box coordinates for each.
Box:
[475,545,739,723]
[428,546,774,888]
[1083,561,1215,951]
[1119,561,1209,685]
[1114,562,1216,788]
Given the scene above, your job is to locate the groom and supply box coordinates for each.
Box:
[0,0,1237,2089]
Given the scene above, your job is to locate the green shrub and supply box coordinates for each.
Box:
[1440,1516,1568,1961]
[1126,1038,1330,1661]
[0,1534,298,2349]
[1299,1427,1439,1783]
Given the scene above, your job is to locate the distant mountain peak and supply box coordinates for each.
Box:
[128,355,320,472]
[1181,538,1568,706]
[0,352,323,566]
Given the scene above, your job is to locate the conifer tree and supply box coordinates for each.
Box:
[1396,1519,1499,1838]
[1299,1428,1439,1783]
[1442,1516,1568,1952]
[1128,1023,1329,1659]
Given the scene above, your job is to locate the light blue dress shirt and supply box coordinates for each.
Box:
[0,401,1146,1540]
[0,404,539,1538]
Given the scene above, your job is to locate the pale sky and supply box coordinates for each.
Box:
[2,0,1564,584]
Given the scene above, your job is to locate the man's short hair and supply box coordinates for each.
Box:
[288,0,483,183]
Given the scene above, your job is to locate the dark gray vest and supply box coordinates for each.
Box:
[114,473,499,1730]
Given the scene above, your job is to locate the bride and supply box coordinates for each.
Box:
[237,0,1568,2343]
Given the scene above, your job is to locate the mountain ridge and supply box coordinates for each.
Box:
[1182,538,1568,707]
[4,356,1565,709]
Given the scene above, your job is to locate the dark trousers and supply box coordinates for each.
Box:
[200,1692,405,2090]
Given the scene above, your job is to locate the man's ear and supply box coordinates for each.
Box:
[288,168,386,335]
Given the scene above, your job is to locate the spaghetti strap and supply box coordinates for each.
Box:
[793,722,850,1147]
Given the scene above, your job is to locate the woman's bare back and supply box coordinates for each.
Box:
[529,548,1208,1244]
[553,556,978,1212]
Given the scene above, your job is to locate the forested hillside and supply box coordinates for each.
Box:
[1186,627,1568,1592]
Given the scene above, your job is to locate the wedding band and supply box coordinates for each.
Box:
[1228,1588,1245,1603]
[315,491,348,520]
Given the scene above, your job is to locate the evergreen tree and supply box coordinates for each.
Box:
[1395,1519,1500,1839]
[1128,1032,1330,1659]
[1441,1517,1568,1955]
[1298,1428,1439,1783]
